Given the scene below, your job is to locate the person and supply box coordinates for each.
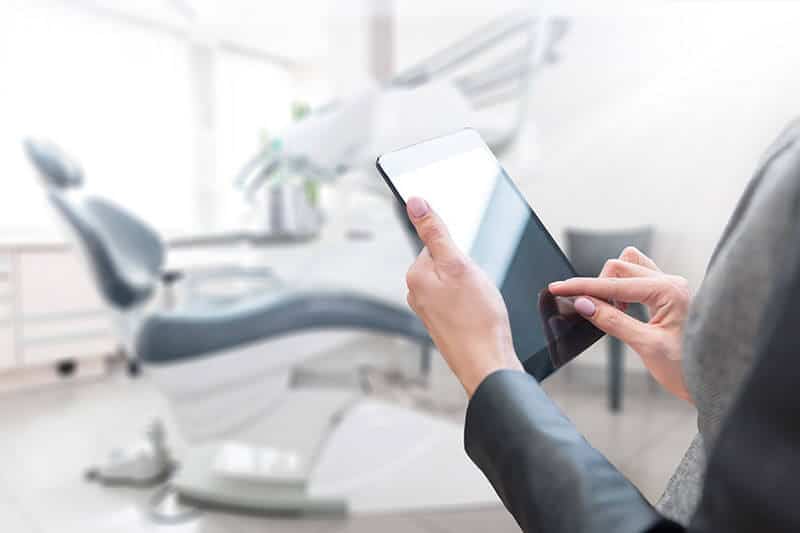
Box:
[402,119,800,532]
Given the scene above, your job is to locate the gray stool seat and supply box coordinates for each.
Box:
[566,227,654,412]
[137,290,429,364]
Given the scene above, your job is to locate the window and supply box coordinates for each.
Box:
[0,0,302,236]
[0,1,195,231]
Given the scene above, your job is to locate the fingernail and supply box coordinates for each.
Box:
[548,281,564,289]
[574,297,596,317]
[407,197,429,219]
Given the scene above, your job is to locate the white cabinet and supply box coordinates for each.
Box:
[0,257,13,369]
[19,251,106,316]
[0,242,115,372]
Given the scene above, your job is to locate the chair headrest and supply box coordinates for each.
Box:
[23,138,85,189]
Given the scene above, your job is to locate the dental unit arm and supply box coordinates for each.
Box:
[235,13,569,199]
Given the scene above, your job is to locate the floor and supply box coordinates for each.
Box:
[0,337,697,533]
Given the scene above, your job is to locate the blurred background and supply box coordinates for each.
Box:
[1,0,799,532]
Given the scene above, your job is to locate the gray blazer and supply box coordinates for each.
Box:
[658,119,800,523]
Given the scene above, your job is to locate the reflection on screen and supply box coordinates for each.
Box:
[390,146,603,379]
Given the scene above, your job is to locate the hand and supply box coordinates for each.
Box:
[548,247,693,402]
[404,197,523,397]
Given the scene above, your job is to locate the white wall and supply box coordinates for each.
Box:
[397,2,800,288]
[5,0,799,288]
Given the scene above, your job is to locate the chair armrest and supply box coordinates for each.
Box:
[182,265,275,285]
[160,269,184,285]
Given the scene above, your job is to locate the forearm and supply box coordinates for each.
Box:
[465,370,680,533]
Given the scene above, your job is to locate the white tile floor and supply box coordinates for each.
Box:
[0,339,696,533]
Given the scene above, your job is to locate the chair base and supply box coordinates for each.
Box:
[170,393,498,515]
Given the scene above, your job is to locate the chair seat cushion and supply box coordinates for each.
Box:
[136,290,428,364]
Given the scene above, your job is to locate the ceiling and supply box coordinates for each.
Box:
[71,0,348,65]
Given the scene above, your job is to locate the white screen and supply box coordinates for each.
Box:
[389,146,530,286]
[391,147,498,254]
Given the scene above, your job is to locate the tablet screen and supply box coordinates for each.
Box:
[377,129,604,380]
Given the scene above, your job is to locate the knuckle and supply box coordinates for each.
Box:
[665,275,689,294]
[602,259,618,275]
[670,276,691,305]
[420,222,445,244]
[603,309,621,329]
[405,268,422,290]
[439,255,468,277]
[653,275,690,308]
[621,246,641,260]
[596,305,620,329]
[603,259,628,277]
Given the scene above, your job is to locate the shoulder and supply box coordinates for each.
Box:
[709,119,800,266]
[760,118,800,164]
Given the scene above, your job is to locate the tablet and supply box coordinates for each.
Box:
[376,128,604,381]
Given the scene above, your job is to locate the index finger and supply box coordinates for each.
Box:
[548,277,658,304]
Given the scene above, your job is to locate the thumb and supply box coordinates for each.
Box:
[406,197,461,262]
[573,296,651,349]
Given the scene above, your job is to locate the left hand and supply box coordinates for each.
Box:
[548,247,692,402]
[404,197,523,397]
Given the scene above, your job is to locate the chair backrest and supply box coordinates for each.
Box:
[47,191,165,310]
[565,227,654,276]
[23,138,85,189]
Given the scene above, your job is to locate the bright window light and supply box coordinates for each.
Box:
[0,1,195,232]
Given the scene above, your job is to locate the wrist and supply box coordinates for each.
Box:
[462,353,523,398]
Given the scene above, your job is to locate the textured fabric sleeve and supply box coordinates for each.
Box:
[464,370,681,533]
[657,433,706,525]
[688,230,800,533]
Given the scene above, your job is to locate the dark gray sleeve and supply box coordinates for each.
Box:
[464,370,680,533]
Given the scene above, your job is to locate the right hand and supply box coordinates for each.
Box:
[548,247,693,402]
[404,197,523,397]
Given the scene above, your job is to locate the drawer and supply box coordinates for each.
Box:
[22,334,115,366]
[0,278,11,309]
[0,279,12,322]
[0,326,15,370]
[19,250,106,315]
[23,314,114,342]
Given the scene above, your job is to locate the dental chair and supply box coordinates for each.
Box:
[23,139,287,369]
[45,187,497,517]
